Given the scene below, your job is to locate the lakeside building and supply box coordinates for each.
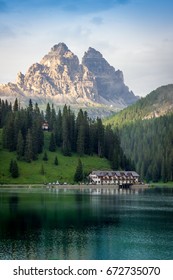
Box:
[89,171,140,186]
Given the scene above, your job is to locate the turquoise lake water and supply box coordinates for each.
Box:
[0,187,173,260]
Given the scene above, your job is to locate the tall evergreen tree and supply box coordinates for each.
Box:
[43,151,48,161]
[10,160,19,178]
[24,129,33,162]
[97,118,104,157]
[3,113,15,151]
[26,99,33,128]
[45,103,51,126]
[62,105,71,156]
[50,104,56,131]
[54,156,58,166]
[74,158,83,182]
[17,130,24,160]
[9,159,14,173]
[56,109,62,146]
[13,98,19,111]
[49,132,56,152]
[77,124,85,156]
[111,149,120,170]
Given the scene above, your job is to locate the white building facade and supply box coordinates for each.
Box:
[89,171,140,186]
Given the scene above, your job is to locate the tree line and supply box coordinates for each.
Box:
[45,102,131,170]
[119,114,173,182]
[104,85,173,128]
[2,99,44,162]
[0,98,131,175]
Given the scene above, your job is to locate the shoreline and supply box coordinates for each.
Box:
[0,183,173,190]
[0,183,150,190]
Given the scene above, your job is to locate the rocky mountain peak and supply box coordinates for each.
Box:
[40,43,79,70]
[83,47,103,59]
[50,43,69,55]
[82,47,115,76]
[0,42,138,111]
[16,71,25,88]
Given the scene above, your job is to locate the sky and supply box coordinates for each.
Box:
[0,0,173,96]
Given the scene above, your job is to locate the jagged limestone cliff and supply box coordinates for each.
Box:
[0,43,138,110]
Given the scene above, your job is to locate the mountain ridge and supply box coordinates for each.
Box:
[104,84,173,127]
[0,43,138,111]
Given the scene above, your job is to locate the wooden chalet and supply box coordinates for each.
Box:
[89,171,140,187]
[42,121,49,130]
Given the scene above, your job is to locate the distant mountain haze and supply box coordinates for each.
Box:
[0,43,138,110]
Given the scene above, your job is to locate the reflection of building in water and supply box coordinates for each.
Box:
[89,171,140,187]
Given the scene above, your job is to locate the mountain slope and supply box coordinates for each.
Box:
[104,84,173,127]
[0,43,138,110]
[119,113,173,183]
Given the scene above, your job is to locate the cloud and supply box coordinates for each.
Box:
[0,24,15,39]
[91,17,103,25]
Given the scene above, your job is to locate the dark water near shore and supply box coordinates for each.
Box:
[0,187,173,260]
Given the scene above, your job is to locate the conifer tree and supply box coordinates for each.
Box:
[34,102,40,115]
[43,151,48,161]
[28,99,33,113]
[77,124,85,156]
[49,132,56,152]
[31,120,39,159]
[54,156,58,166]
[17,130,24,160]
[45,103,51,126]
[9,159,14,173]
[50,104,56,130]
[14,113,21,149]
[3,114,15,151]
[62,105,71,156]
[13,98,19,111]
[74,158,83,182]
[27,99,33,128]
[24,129,33,162]
[96,118,104,157]
[56,109,62,146]
[10,160,19,178]
[111,149,120,170]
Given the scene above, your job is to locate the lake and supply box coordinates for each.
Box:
[0,187,173,260]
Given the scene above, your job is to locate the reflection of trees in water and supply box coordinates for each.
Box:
[0,193,120,242]
[1,190,173,259]
[9,194,19,214]
[0,193,121,259]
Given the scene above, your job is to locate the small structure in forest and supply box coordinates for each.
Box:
[42,121,49,130]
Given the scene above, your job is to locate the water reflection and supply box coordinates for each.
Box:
[0,188,173,259]
[0,190,120,238]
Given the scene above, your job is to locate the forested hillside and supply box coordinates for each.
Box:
[103,84,173,183]
[0,98,131,183]
[119,114,173,182]
[104,84,173,127]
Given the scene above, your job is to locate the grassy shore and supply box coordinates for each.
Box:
[149,182,173,188]
[0,131,111,184]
